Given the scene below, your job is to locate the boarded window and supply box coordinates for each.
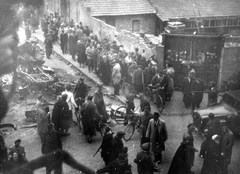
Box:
[132,20,140,32]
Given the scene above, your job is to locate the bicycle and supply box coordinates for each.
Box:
[123,111,141,141]
[144,84,164,113]
[120,77,134,96]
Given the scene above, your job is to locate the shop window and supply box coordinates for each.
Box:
[132,20,140,32]
[232,19,238,25]
[222,19,227,26]
[210,20,216,27]
[216,20,222,26]
[192,21,197,28]
[204,20,209,27]
[185,22,191,28]
[228,19,233,26]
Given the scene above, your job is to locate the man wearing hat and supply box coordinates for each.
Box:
[73,77,88,108]
[134,142,158,174]
[139,106,153,145]
[219,125,234,174]
[93,84,108,122]
[201,135,222,174]
[100,127,113,166]
[9,139,28,165]
[111,131,125,161]
[146,112,168,164]
[183,124,198,173]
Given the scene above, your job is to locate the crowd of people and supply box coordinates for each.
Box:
[40,13,176,101]
[0,2,237,173]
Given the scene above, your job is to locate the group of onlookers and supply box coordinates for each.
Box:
[40,14,176,101]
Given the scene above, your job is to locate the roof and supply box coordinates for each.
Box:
[83,0,156,16]
[149,0,240,21]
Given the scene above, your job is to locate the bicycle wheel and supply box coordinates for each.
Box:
[144,87,152,102]
[114,106,127,124]
[124,123,135,141]
[156,95,164,113]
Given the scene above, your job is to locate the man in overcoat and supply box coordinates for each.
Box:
[101,127,113,166]
[182,72,194,108]
[146,112,168,164]
[139,106,153,145]
[220,125,234,174]
[111,131,125,161]
[81,95,101,143]
[73,77,88,108]
[93,84,108,122]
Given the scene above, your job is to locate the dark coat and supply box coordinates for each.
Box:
[100,60,111,85]
[144,67,152,86]
[97,158,131,174]
[220,129,234,165]
[101,133,113,165]
[134,151,155,174]
[111,136,124,161]
[201,140,221,174]
[76,43,86,64]
[60,33,68,45]
[41,130,62,155]
[51,100,63,131]
[73,82,88,99]
[182,77,192,106]
[93,90,108,122]
[81,101,101,137]
[168,142,191,174]
[59,101,72,130]
[68,34,77,56]
[139,112,153,144]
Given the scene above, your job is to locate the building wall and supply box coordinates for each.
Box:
[97,14,156,35]
[78,3,163,66]
[220,37,240,85]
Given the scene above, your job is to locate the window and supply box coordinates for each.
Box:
[210,20,216,27]
[132,20,140,32]
[232,19,238,25]
[204,20,210,27]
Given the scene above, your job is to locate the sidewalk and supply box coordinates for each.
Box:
[33,29,208,115]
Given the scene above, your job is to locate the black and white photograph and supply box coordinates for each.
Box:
[0,0,240,174]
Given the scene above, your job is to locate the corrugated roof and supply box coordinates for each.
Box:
[148,0,240,21]
[83,0,156,16]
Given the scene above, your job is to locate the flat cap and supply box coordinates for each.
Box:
[141,142,150,151]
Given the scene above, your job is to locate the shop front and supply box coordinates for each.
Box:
[164,34,224,89]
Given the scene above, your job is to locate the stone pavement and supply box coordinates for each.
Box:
[33,29,208,115]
